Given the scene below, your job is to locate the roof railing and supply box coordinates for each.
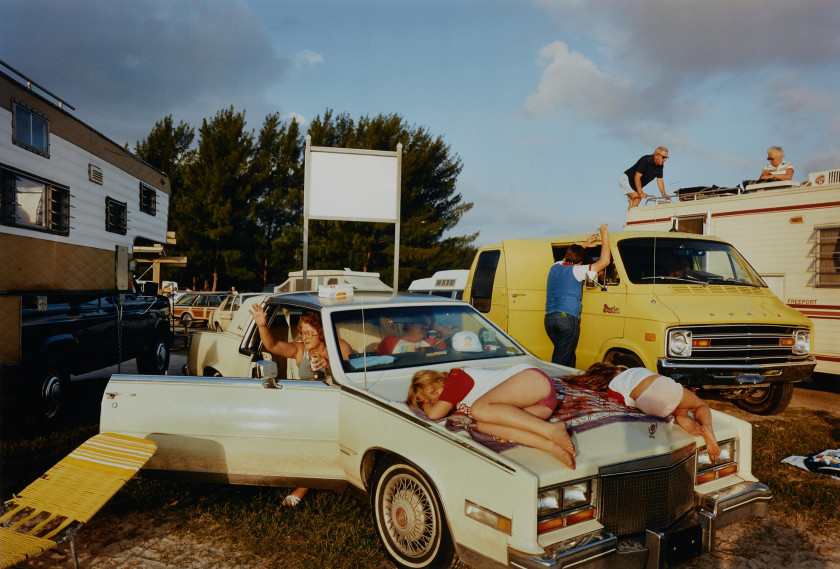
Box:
[0,58,75,111]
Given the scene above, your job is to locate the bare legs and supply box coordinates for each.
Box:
[674,408,720,461]
[469,369,577,468]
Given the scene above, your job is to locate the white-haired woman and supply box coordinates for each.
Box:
[746,146,794,188]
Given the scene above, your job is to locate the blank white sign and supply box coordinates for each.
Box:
[308,149,399,222]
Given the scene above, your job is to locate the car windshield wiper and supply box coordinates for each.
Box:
[707,276,762,287]
[641,275,705,284]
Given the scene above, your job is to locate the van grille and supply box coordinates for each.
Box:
[599,453,696,535]
[669,324,807,364]
[668,284,764,296]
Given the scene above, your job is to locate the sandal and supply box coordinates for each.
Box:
[283,487,308,507]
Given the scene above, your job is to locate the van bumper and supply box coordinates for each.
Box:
[656,358,816,388]
[507,481,771,569]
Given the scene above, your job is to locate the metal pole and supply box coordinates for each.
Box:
[303,136,311,289]
[392,143,402,295]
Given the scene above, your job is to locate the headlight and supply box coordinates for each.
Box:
[792,330,810,355]
[537,480,596,534]
[697,439,738,484]
[668,330,692,357]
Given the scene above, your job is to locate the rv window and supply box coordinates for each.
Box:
[12,100,49,157]
[815,227,840,287]
[470,250,500,313]
[676,216,705,235]
[105,197,128,235]
[1,167,70,236]
[139,182,157,216]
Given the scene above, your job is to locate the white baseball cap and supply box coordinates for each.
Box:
[452,331,482,352]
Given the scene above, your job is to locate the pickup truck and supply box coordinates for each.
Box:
[1,283,172,421]
[101,291,770,569]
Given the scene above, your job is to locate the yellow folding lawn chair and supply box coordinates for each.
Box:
[1,432,157,569]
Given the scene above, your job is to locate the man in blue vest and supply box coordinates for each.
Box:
[544,223,611,367]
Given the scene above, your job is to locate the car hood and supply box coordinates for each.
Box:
[650,285,811,326]
[494,410,745,486]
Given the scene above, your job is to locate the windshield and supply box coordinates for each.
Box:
[617,237,766,287]
[329,304,525,372]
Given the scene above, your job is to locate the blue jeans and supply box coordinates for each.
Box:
[544,312,580,368]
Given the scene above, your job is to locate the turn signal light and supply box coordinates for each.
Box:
[537,507,596,534]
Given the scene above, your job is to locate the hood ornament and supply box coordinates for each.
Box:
[648,423,658,438]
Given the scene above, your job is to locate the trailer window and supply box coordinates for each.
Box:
[12,100,49,157]
[815,227,840,287]
[140,182,157,216]
[1,166,70,236]
[105,197,128,235]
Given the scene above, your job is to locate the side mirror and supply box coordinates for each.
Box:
[255,360,279,387]
[584,271,607,291]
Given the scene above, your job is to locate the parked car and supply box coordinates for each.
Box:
[209,293,262,332]
[101,292,770,569]
[171,292,227,328]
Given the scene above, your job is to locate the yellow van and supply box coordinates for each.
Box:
[464,231,816,415]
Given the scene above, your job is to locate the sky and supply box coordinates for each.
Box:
[3,0,839,250]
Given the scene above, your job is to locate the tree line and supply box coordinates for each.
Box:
[134,108,478,292]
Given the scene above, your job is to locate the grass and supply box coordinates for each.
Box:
[709,400,840,534]
[2,402,838,567]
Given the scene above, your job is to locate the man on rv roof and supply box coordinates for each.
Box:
[620,147,669,209]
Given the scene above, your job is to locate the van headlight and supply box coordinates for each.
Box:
[667,330,692,357]
[792,330,810,355]
[537,480,596,534]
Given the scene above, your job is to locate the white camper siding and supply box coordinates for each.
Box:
[625,184,840,375]
[1,106,168,251]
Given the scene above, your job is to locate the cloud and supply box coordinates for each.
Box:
[532,0,840,76]
[1,0,292,145]
[766,73,835,115]
[522,41,630,120]
[296,50,324,67]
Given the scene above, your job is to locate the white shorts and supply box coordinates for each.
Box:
[619,173,634,196]
[635,375,684,417]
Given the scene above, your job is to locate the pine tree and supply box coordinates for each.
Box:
[178,107,255,291]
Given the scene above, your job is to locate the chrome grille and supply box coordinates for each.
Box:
[668,324,807,364]
[598,451,696,535]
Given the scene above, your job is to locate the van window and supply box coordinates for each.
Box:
[552,245,619,285]
[470,250,500,312]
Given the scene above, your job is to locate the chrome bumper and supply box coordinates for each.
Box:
[508,481,771,569]
[656,358,816,388]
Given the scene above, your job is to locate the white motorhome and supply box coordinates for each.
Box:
[408,269,469,299]
[625,170,840,376]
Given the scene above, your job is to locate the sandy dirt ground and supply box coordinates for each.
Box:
[9,358,840,569]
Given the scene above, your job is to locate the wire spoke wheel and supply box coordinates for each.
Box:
[372,459,460,569]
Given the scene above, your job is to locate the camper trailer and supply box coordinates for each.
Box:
[0,63,172,420]
[407,269,469,299]
[625,170,840,377]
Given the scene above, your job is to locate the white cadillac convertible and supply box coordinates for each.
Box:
[100,291,771,569]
